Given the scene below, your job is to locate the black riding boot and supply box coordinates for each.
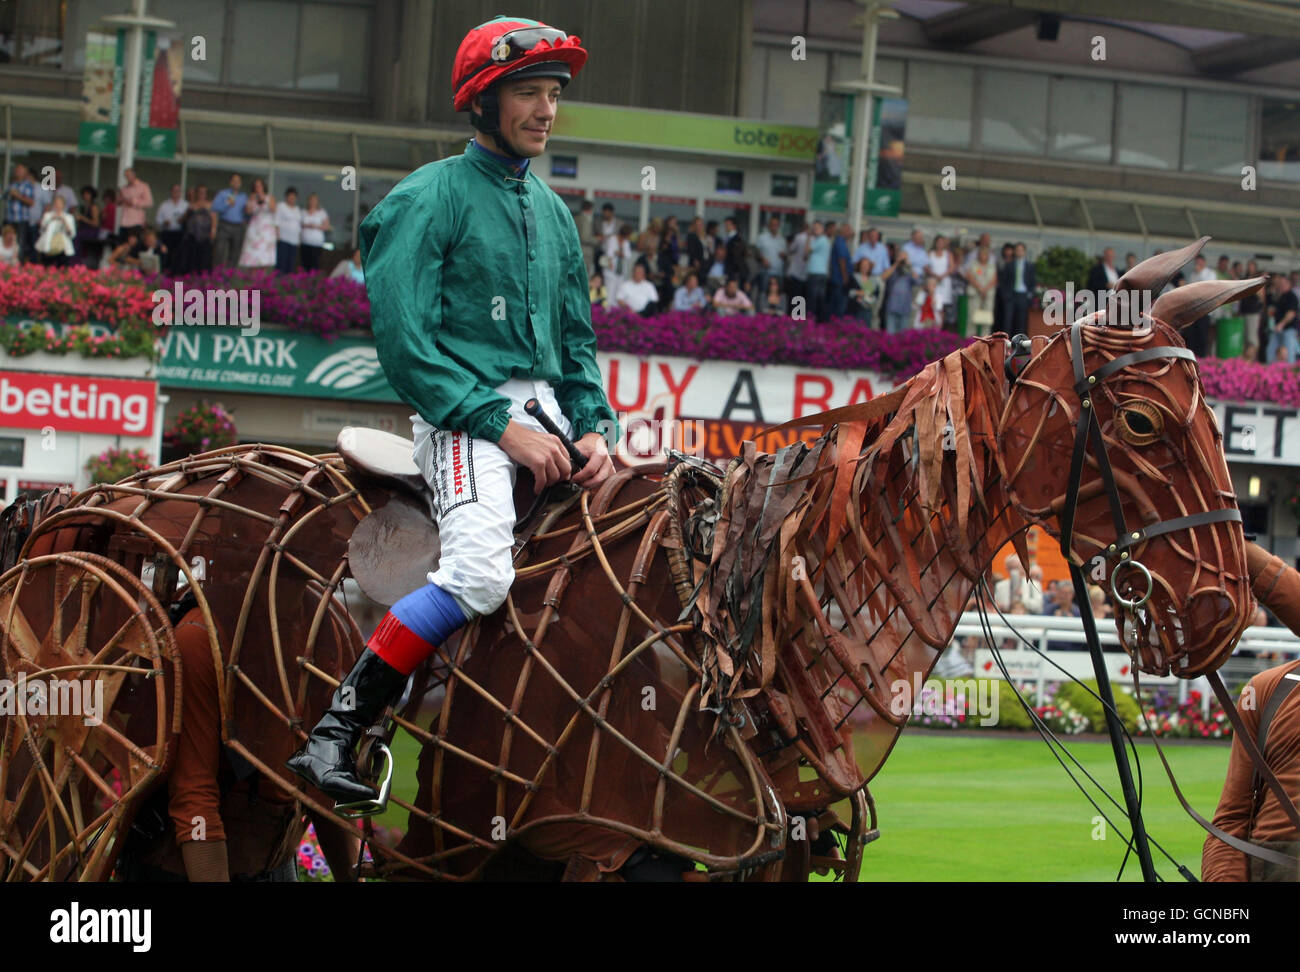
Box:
[286,648,409,803]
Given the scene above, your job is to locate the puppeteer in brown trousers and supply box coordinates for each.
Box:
[116,608,360,881]
[1202,543,1300,881]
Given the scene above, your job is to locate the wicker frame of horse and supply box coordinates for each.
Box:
[0,239,1263,881]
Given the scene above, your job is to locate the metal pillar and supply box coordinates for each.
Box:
[833,2,899,237]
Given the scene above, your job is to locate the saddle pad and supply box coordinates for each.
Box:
[348,492,441,606]
[337,426,421,479]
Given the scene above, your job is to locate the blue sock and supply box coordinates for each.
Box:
[389,582,467,646]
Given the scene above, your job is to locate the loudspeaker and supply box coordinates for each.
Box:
[1038,14,1061,41]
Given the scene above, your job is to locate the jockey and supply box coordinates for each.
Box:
[288,15,617,804]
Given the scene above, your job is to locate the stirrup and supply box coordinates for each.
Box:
[333,741,394,818]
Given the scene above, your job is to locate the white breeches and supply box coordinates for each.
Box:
[411,378,573,618]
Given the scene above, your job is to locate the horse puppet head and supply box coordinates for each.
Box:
[997,238,1261,677]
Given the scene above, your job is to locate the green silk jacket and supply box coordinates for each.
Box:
[359,139,616,444]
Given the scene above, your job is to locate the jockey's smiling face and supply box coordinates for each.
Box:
[479,76,562,157]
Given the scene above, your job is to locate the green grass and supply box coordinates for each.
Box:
[842,731,1230,882]
[373,727,1231,882]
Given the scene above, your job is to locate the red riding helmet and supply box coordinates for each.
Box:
[452,16,587,113]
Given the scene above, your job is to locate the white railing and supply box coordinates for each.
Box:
[952,612,1300,715]
[954,612,1300,655]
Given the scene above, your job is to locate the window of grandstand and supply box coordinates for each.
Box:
[1116,83,1183,170]
[0,0,63,67]
[978,69,1049,156]
[1048,77,1113,163]
[0,438,24,469]
[1259,98,1300,183]
[550,156,579,179]
[771,174,799,198]
[1182,90,1250,176]
[761,48,830,126]
[296,3,370,94]
[231,2,300,90]
[905,60,974,149]
[149,0,225,83]
[59,0,374,93]
[715,169,744,195]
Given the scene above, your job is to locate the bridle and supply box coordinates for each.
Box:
[1008,321,1300,882]
[1056,318,1241,614]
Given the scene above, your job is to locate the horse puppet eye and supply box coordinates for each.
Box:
[1115,400,1163,446]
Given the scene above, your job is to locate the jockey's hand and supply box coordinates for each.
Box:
[571,432,614,490]
[499,421,572,494]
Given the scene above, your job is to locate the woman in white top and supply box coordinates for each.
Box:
[0,223,20,266]
[35,196,77,267]
[238,177,277,268]
[274,186,302,273]
[964,245,997,336]
[299,194,331,272]
[927,234,953,309]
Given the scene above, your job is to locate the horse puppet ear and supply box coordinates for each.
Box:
[1150,276,1267,331]
[1114,236,1210,295]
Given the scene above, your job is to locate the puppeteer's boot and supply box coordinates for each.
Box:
[285,646,409,803]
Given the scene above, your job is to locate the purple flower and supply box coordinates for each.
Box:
[590,308,972,381]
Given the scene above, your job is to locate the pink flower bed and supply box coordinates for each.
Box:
[591,307,972,381]
[1197,356,1300,407]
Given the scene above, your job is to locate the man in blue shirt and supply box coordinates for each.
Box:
[672,271,710,311]
[828,222,853,318]
[211,174,249,267]
[902,227,930,276]
[804,220,831,322]
[5,164,38,262]
[854,227,889,281]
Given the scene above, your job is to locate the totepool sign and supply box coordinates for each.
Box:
[552,103,819,162]
[731,125,819,157]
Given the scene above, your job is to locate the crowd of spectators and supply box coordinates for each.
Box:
[5,161,1298,360]
[2,163,355,281]
[573,200,1299,364]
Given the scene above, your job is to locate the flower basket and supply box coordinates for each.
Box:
[163,401,238,453]
[85,447,153,485]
